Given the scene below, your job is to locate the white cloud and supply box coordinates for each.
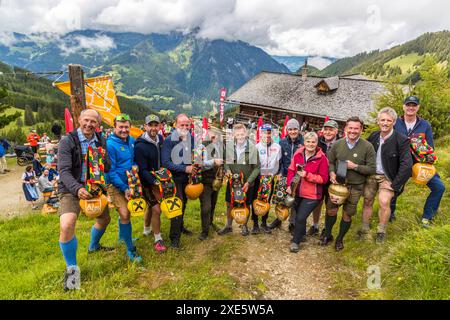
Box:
[0,0,448,58]
[0,32,17,46]
[58,34,116,56]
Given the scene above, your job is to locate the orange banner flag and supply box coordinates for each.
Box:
[55,75,143,138]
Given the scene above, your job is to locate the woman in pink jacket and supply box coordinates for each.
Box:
[287,132,329,253]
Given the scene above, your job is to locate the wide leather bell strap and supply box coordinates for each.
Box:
[336,160,348,184]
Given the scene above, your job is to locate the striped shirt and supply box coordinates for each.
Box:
[77,128,98,182]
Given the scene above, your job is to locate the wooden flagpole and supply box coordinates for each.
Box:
[68,64,86,129]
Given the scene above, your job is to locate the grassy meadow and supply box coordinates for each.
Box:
[0,137,448,300]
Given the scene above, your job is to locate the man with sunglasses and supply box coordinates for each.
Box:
[106,113,142,262]
[391,96,445,228]
[268,118,303,232]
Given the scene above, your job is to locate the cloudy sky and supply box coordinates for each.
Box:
[0,0,449,60]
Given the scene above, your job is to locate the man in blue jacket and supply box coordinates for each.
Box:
[392,96,446,227]
[268,118,303,231]
[106,114,142,262]
[134,114,167,253]
[161,114,196,249]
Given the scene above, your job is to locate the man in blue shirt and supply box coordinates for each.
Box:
[392,96,446,227]
[106,114,142,262]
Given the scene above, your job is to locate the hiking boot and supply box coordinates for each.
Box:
[127,247,142,263]
[154,240,167,253]
[268,219,282,230]
[260,223,272,234]
[290,242,300,253]
[307,226,319,236]
[335,239,344,251]
[241,225,249,236]
[375,232,386,244]
[251,224,261,235]
[181,227,193,236]
[171,239,180,249]
[421,218,431,229]
[319,235,334,246]
[198,232,208,241]
[217,226,232,236]
[88,244,115,254]
[63,266,80,291]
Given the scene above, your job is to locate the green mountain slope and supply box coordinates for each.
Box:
[317,31,450,82]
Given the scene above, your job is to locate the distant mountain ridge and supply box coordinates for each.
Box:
[0,30,290,115]
[271,55,336,72]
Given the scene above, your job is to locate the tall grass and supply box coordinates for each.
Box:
[0,190,251,299]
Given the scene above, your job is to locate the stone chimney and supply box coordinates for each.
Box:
[301,58,308,81]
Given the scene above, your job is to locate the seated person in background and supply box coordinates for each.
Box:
[44,163,59,181]
[38,169,56,193]
[40,133,51,144]
[32,153,44,177]
[46,148,56,166]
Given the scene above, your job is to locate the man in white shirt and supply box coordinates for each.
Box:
[253,124,282,234]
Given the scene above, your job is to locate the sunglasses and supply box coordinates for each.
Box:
[115,114,131,121]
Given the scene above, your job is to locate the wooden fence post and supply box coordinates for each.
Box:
[68,64,86,129]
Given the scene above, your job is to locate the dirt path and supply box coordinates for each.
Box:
[226,221,336,300]
[0,162,44,219]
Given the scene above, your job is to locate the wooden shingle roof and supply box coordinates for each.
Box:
[226,71,385,122]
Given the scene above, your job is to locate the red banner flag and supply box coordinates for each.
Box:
[202,117,208,140]
[281,115,289,139]
[219,88,227,127]
[64,108,74,133]
[255,117,263,143]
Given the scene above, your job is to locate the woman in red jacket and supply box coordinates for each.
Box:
[287,132,329,253]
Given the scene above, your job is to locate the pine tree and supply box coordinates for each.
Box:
[37,106,46,122]
[16,116,23,126]
[24,105,35,126]
[0,87,21,129]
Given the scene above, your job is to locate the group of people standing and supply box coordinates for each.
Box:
[56,95,445,291]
